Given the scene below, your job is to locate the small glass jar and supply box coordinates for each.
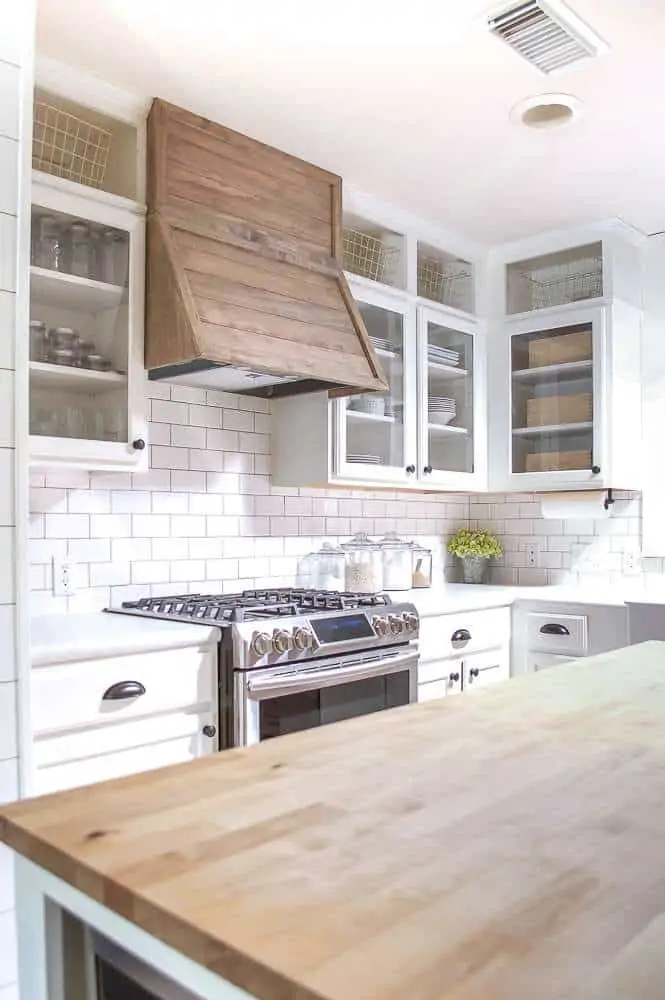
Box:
[67,222,93,278]
[317,542,345,591]
[35,215,64,271]
[29,320,48,362]
[50,347,77,367]
[297,549,322,589]
[379,533,413,591]
[411,544,433,588]
[341,533,383,594]
[96,228,117,284]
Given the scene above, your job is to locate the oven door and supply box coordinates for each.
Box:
[235,646,418,746]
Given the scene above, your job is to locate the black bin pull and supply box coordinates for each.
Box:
[539,623,570,636]
[102,680,147,701]
[451,628,471,644]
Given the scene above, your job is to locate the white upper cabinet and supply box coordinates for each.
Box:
[488,225,644,493]
[28,75,148,471]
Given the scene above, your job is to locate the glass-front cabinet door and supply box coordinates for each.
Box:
[29,175,146,470]
[509,309,601,486]
[335,287,415,484]
[417,307,479,487]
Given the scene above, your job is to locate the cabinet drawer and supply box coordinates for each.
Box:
[463,648,510,692]
[33,713,215,795]
[31,646,216,736]
[419,607,511,661]
[526,613,588,655]
[418,679,455,703]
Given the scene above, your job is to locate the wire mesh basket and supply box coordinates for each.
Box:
[32,102,113,189]
[343,229,398,283]
[523,257,603,310]
[418,259,472,309]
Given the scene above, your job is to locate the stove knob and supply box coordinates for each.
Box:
[403,613,418,633]
[293,627,314,650]
[373,616,389,635]
[388,615,404,635]
[251,631,273,656]
[273,629,292,654]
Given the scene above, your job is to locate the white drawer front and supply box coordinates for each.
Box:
[419,607,511,662]
[33,707,216,769]
[418,679,452,703]
[463,648,510,692]
[527,613,588,655]
[418,658,461,686]
[31,646,216,736]
[528,652,576,672]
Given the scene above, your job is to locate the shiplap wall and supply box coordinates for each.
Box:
[29,382,468,612]
[0,8,33,1000]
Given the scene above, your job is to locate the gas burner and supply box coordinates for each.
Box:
[120,589,391,623]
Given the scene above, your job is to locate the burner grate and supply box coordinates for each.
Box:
[120,589,390,622]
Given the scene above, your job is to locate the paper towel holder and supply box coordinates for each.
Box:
[604,489,615,511]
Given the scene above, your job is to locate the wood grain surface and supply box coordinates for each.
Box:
[146,99,387,393]
[4,643,665,1000]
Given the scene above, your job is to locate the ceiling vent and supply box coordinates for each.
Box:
[488,0,608,74]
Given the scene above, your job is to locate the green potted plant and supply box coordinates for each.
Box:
[448,528,502,585]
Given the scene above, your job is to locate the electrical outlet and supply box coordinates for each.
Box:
[53,558,76,597]
[622,551,642,576]
[525,543,538,567]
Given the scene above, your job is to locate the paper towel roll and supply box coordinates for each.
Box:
[539,490,617,520]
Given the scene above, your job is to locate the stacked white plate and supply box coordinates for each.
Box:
[428,345,460,367]
[348,454,383,465]
[370,336,398,356]
[429,396,456,426]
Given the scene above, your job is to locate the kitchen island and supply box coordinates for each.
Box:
[2,641,665,1000]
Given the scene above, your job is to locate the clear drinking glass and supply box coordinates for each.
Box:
[67,222,93,278]
[35,215,64,271]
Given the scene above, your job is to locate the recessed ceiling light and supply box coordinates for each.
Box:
[511,93,583,130]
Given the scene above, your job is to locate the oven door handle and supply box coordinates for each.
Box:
[245,650,418,698]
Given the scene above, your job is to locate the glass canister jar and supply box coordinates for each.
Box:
[341,533,383,594]
[297,548,322,589]
[379,532,413,591]
[411,543,433,588]
[317,542,345,591]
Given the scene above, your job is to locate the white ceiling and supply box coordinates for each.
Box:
[36,0,665,245]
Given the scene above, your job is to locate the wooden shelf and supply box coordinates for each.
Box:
[30,267,126,311]
[512,421,593,438]
[347,409,397,425]
[512,360,593,382]
[30,361,127,393]
[428,423,468,436]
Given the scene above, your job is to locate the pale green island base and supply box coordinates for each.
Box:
[3,642,665,1000]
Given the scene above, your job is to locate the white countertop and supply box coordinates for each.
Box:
[31,612,220,667]
[389,583,665,617]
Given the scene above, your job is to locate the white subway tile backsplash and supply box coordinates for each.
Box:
[45,514,89,539]
[172,470,206,493]
[189,536,224,559]
[69,490,112,514]
[239,432,269,454]
[222,451,254,474]
[171,424,206,449]
[131,561,170,585]
[152,445,189,470]
[206,472,240,494]
[188,494,223,515]
[152,492,189,514]
[206,428,239,451]
[132,469,171,492]
[151,537,188,561]
[69,538,111,563]
[131,514,170,537]
[89,472,131,490]
[151,399,189,424]
[170,385,207,404]
[90,514,130,538]
[170,514,206,538]
[112,537,151,562]
[89,562,131,587]
[206,515,240,537]
[111,490,151,514]
[222,409,253,432]
[170,560,205,583]
[189,404,221,428]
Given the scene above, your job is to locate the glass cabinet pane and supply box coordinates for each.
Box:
[424,320,474,475]
[343,302,405,471]
[511,323,594,474]
[29,204,130,443]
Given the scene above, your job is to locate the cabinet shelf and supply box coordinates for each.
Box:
[347,409,396,425]
[512,421,593,438]
[428,360,468,379]
[30,266,126,311]
[428,423,468,436]
[30,361,127,393]
[512,360,593,382]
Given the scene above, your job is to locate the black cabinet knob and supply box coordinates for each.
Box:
[451,628,471,644]
[423,465,433,474]
[449,672,460,683]
[591,464,601,475]
[405,464,416,474]
[469,667,480,679]
[102,680,146,701]
[132,438,146,451]
[202,724,217,738]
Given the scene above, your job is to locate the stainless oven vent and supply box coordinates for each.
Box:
[488,0,608,74]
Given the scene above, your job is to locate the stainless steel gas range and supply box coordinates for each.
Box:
[109,589,419,748]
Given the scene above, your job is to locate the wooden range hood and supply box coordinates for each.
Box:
[145,99,388,397]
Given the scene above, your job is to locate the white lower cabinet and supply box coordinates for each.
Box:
[463,648,510,691]
[514,601,629,676]
[417,608,511,703]
[527,652,575,673]
[30,642,218,795]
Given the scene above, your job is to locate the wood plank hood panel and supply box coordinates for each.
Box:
[145,99,388,396]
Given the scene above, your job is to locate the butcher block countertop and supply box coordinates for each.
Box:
[3,642,665,1000]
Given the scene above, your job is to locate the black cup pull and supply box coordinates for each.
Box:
[202,724,217,738]
[102,680,146,701]
[132,438,146,451]
[423,465,433,474]
[451,628,471,644]
[539,623,570,636]
[405,464,416,474]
